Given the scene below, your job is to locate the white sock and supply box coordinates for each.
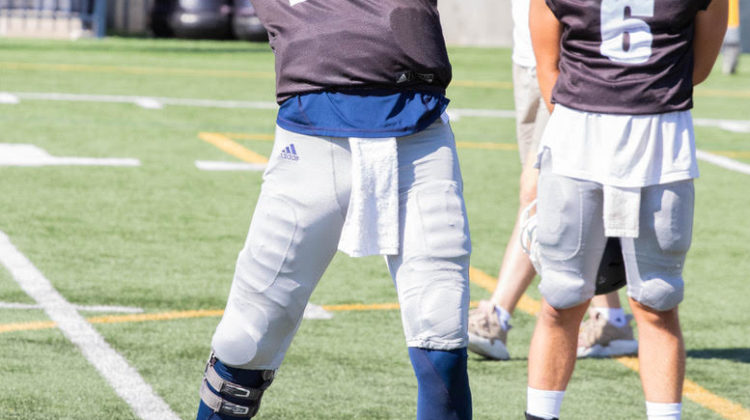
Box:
[527,387,564,419]
[593,307,627,328]
[646,401,682,420]
[494,305,512,331]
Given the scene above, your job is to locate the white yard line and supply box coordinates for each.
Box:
[5,91,749,133]
[0,301,144,313]
[8,91,277,110]
[195,160,266,171]
[0,231,180,420]
[0,143,140,167]
[696,150,750,176]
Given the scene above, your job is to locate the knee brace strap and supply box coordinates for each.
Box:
[205,357,274,400]
[200,381,259,418]
[199,353,275,418]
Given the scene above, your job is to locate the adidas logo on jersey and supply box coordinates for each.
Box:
[280,144,299,161]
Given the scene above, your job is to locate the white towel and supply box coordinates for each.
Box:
[338,137,400,257]
[603,185,641,238]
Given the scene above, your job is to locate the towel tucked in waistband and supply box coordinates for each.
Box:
[603,185,641,238]
[338,137,400,257]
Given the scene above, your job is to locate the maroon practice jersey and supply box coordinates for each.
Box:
[252,0,452,103]
[546,0,712,114]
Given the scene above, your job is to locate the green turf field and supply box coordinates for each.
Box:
[1,38,749,420]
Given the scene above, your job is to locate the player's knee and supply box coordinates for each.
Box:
[400,272,469,348]
[212,294,298,368]
[212,311,261,367]
[632,275,684,311]
[539,270,594,310]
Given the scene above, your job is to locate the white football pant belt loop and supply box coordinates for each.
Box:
[338,136,399,257]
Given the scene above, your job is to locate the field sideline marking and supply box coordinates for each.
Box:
[469,267,750,420]
[5,91,750,135]
[0,231,181,420]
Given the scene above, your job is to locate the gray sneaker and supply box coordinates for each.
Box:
[467,300,510,360]
[577,310,638,358]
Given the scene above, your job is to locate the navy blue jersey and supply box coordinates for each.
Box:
[252,0,452,103]
[546,0,712,114]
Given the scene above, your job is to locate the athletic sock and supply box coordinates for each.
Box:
[646,401,682,420]
[494,305,513,331]
[593,306,628,328]
[526,387,564,420]
[408,347,472,420]
[196,357,268,420]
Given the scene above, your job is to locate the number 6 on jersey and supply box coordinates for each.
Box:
[600,0,654,64]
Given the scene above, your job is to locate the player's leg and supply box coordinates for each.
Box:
[387,120,472,420]
[526,153,607,419]
[491,149,540,312]
[197,127,352,419]
[494,63,548,316]
[622,180,693,417]
[468,63,547,360]
[526,299,589,419]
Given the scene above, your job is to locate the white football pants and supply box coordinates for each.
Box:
[536,151,694,311]
[211,121,471,369]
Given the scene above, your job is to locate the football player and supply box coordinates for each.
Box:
[524,0,728,419]
[467,0,638,363]
[194,1,472,419]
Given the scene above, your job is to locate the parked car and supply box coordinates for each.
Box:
[148,0,266,41]
[231,0,267,41]
[148,0,177,37]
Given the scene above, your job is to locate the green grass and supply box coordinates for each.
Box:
[1,37,749,419]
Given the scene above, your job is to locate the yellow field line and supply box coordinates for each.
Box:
[0,320,57,334]
[695,89,750,99]
[198,132,269,164]
[456,141,517,151]
[222,133,275,141]
[324,303,401,311]
[616,356,750,420]
[708,150,750,159]
[0,303,406,335]
[468,266,540,314]
[86,309,225,325]
[0,301,494,336]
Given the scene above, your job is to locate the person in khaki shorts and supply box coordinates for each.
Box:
[467,0,637,362]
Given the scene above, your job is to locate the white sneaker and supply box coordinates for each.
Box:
[467,300,510,360]
[577,311,638,358]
